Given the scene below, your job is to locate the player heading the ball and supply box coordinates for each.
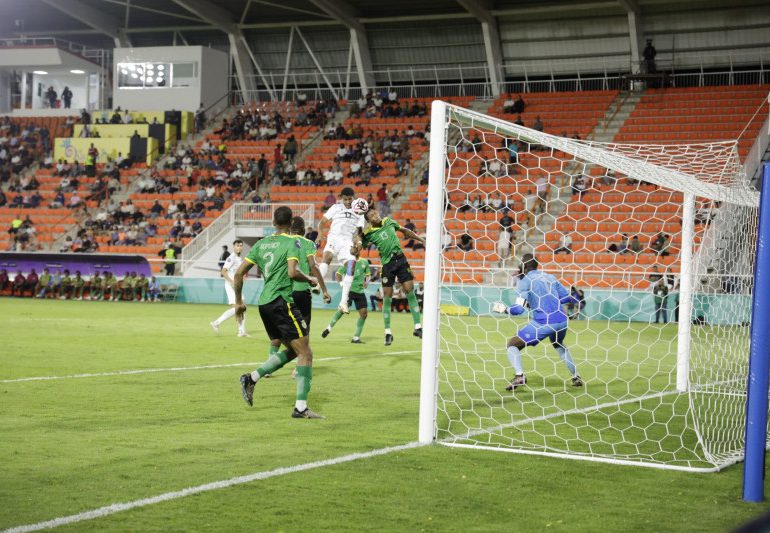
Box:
[317,187,365,315]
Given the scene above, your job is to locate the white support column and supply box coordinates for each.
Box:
[619,0,643,73]
[295,28,339,101]
[239,35,276,102]
[456,0,503,97]
[677,193,696,392]
[419,100,448,444]
[350,28,376,94]
[281,27,296,101]
[229,33,258,103]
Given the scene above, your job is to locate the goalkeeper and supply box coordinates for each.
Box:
[492,253,583,390]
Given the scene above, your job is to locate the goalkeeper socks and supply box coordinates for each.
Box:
[318,262,329,280]
[555,346,577,376]
[407,292,421,327]
[354,317,366,338]
[506,345,524,374]
[254,350,290,380]
[383,297,392,328]
[295,365,313,411]
[329,309,344,328]
[214,307,236,325]
[340,274,354,306]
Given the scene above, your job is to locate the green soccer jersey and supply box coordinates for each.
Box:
[61,275,72,287]
[363,217,403,265]
[292,236,317,292]
[72,276,85,288]
[246,233,300,305]
[336,259,371,293]
[38,273,51,286]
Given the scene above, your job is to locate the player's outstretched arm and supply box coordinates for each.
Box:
[317,217,330,245]
[398,227,425,245]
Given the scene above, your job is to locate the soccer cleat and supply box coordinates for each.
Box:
[239,374,255,406]
[351,337,363,343]
[291,407,325,419]
[210,321,219,333]
[505,374,527,391]
[413,328,423,339]
[321,327,331,338]
[571,375,584,387]
[338,301,350,314]
[237,332,251,337]
[384,333,394,346]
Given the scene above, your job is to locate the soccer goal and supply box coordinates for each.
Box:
[418,100,765,472]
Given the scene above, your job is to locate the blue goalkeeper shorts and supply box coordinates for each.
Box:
[517,321,568,347]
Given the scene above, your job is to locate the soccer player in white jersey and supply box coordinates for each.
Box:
[210,239,248,336]
[317,187,365,314]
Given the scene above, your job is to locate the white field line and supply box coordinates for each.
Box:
[3,441,426,533]
[0,351,420,384]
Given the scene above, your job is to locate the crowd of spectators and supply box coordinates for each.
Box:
[214,99,337,142]
[349,89,428,120]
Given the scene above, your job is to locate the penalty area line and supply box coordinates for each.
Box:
[3,441,425,533]
[0,351,420,383]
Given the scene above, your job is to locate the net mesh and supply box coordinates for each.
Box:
[433,104,760,470]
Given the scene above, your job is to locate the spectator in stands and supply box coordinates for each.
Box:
[489,191,504,212]
[658,234,671,257]
[513,95,526,114]
[535,175,549,213]
[8,214,22,236]
[643,38,657,73]
[502,96,515,114]
[458,233,474,252]
[85,143,98,177]
[61,86,73,109]
[571,174,588,199]
[650,232,665,255]
[533,116,544,132]
[305,227,318,243]
[195,103,206,132]
[514,115,524,127]
[497,228,512,264]
[630,235,642,254]
[555,232,573,254]
[283,135,299,162]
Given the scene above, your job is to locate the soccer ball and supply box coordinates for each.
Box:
[351,198,369,215]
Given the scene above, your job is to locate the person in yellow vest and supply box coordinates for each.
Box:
[8,215,23,235]
[86,143,98,177]
[163,247,177,276]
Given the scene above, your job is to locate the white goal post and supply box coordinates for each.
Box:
[419,99,765,472]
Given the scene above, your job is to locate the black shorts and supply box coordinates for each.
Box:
[348,291,367,310]
[381,253,413,288]
[258,296,309,342]
[292,290,312,327]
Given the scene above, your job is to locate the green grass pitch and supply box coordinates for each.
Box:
[1,298,769,532]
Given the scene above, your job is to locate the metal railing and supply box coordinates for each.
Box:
[180,202,315,273]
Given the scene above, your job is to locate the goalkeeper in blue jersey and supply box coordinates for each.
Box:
[492,253,584,391]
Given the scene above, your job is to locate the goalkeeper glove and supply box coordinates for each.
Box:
[492,302,508,314]
[515,297,529,309]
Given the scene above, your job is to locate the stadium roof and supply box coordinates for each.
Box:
[1,0,763,49]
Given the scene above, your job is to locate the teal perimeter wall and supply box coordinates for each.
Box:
[166,277,751,326]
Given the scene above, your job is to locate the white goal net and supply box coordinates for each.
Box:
[419,101,761,471]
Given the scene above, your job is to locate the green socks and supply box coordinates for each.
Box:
[257,350,289,377]
[407,291,421,326]
[354,317,366,338]
[295,365,313,401]
[383,297,392,328]
[268,344,279,356]
[329,310,344,328]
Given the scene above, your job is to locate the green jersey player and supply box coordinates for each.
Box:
[362,209,425,345]
[320,249,371,343]
[234,205,324,419]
